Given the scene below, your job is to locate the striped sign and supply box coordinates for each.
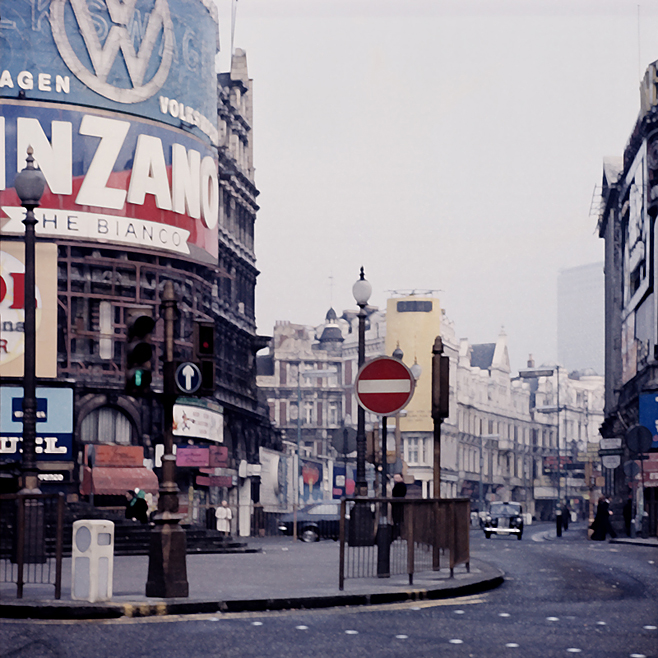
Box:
[355,356,415,416]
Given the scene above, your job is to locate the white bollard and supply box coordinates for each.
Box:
[71,520,114,602]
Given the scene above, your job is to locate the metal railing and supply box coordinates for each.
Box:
[339,497,470,590]
[0,493,65,599]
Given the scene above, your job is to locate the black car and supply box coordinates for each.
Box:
[482,501,524,540]
[278,501,346,542]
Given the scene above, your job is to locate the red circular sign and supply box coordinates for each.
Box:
[355,356,415,416]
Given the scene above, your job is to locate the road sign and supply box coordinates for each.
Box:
[599,438,622,450]
[602,455,621,469]
[355,356,415,416]
[175,362,202,394]
[626,425,653,454]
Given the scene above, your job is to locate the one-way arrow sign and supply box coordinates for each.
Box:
[175,362,202,394]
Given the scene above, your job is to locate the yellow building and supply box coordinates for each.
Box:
[385,295,442,433]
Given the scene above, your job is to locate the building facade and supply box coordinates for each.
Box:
[257,295,604,519]
[0,2,275,535]
[597,60,658,536]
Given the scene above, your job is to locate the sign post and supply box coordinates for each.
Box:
[355,356,415,577]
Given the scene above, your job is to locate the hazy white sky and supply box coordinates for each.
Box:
[214,0,658,372]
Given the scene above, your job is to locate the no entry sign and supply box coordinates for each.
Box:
[355,356,415,416]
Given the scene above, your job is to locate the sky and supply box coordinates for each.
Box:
[213,0,658,373]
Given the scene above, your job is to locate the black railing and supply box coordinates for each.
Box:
[339,497,470,590]
[0,493,65,599]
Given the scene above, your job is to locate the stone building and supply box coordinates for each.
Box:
[596,59,658,536]
[257,296,604,518]
[0,0,275,535]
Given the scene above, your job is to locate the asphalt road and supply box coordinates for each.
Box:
[1,523,656,658]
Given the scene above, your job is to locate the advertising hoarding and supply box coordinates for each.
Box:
[0,386,74,461]
[0,102,219,261]
[0,240,57,377]
[638,393,658,451]
[0,0,219,146]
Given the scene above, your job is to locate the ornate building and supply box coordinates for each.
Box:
[0,0,274,534]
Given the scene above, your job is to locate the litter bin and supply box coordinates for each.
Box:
[71,520,114,602]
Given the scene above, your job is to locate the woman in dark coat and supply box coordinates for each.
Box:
[591,496,617,541]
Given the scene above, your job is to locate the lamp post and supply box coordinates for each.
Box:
[519,365,562,511]
[14,147,46,494]
[352,267,372,496]
[478,434,500,514]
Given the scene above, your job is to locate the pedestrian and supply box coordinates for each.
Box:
[562,502,570,531]
[590,496,617,541]
[215,500,232,536]
[125,490,137,520]
[391,474,407,540]
[623,495,633,537]
[133,489,149,524]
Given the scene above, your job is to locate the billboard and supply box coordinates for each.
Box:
[0,240,58,377]
[0,102,218,260]
[0,0,219,147]
[0,386,74,462]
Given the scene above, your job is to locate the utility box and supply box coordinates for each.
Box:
[71,520,114,602]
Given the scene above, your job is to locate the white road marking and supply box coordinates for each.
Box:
[395,634,408,639]
[547,617,560,621]
[596,621,607,626]
[454,610,465,614]
[296,625,308,630]
[345,630,358,635]
[499,613,511,617]
[252,621,263,626]
[449,639,463,644]
[506,643,519,648]
[566,649,582,653]
[643,625,657,630]
[629,654,647,658]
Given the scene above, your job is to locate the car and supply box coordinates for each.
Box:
[482,501,524,540]
[278,501,346,542]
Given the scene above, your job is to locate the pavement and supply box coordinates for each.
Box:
[530,523,658,546]
[0,535,504,620]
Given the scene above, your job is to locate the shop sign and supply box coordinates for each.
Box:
[0,0,219,145]
[176,446,209,467]
[86,444,144,467]
[0,386,73,461]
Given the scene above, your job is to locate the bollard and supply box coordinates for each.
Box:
[71,520,114,602]
[555,510,562,538]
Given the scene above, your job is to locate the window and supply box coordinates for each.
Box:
[328,403,338,426]
[303,402,314,425]
[80,407,132,445]
[406,438,419,464]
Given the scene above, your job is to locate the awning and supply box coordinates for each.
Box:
[80,466,159,496]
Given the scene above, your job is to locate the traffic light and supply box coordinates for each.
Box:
[194,320,215,396]
[125,307,155,396]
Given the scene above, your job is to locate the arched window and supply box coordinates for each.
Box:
[80,407,133,445]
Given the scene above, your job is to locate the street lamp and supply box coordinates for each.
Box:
[14,147,46,493]
[519,365,562,508]
[352,267,371,496]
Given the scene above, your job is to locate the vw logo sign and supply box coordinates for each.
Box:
[50,0,175,104]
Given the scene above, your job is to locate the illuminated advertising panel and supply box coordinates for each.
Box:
[0,0,219,147]
[0,101,218,260]
[0,241,58,378]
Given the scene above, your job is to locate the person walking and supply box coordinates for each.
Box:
[591,496,617,541]
[562,502,570,531]
[215,500,232,536]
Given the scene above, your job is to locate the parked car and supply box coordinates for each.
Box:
[278,501,346,542]
[482,501,524,540]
